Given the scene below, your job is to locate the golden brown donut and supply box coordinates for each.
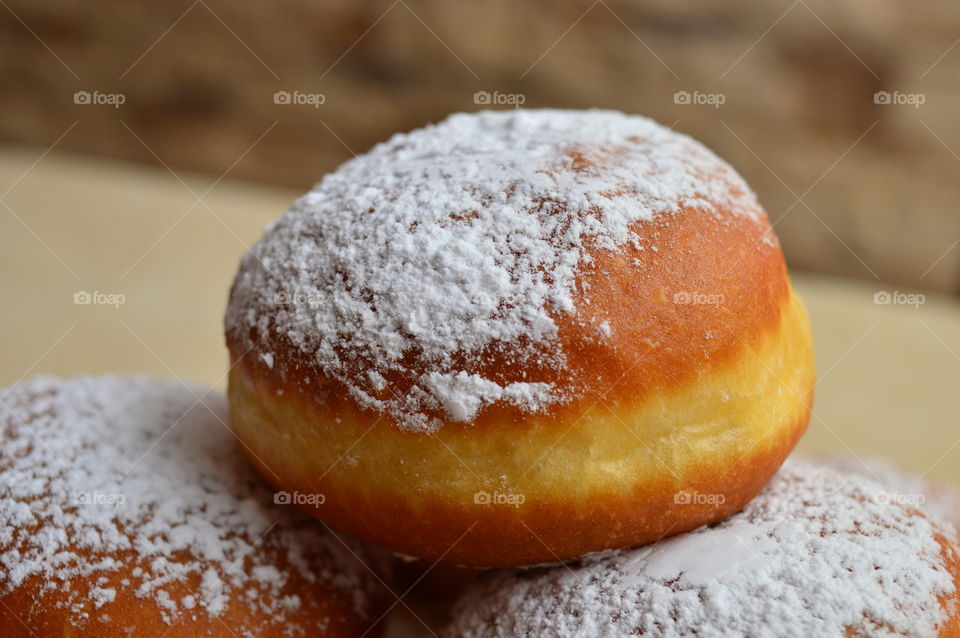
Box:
[444,461,960,638]
[224,109,815,567]
[0,376,394,637]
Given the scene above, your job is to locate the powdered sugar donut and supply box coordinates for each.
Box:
[444,461,960,638]
[0,376,393,637]
[225,109,815,567]
[815,455,960,534]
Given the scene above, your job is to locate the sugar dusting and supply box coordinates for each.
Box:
[0,376,389,633]
[225,109,764,431]
[446,461,959,637]
[815,454,960,534]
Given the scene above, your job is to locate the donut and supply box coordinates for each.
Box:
[444,461,960,638]
[815,455,960,533]
[0,376,393,637]
[224,109,815,567]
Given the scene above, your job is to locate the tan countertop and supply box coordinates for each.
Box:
[2,146,958,484]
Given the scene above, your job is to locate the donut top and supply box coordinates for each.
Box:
[446,461,959,638]
[226,109,767,431]
[816,455,960,533]
[0,376,387,630]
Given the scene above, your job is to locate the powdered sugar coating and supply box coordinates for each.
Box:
[815,454,960,534]
[225,109,765,431]
[0,376,389,634]
[445,461,959,638]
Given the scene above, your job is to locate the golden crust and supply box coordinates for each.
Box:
[227,276,814,566]
[0,551,387,638]
[935,531,960,638]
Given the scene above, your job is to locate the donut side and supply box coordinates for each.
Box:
[227,203,814,567]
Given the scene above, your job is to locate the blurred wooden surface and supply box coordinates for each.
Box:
[1,147,958,487]
[1,0,959,293]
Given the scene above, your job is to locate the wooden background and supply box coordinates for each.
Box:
[2,0,959,293]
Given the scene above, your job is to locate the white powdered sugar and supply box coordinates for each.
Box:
[446,461,959,638]
[0,376,388,634]
[421,372,554,423]
[225,109,764,431]
[815,454,960,534]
